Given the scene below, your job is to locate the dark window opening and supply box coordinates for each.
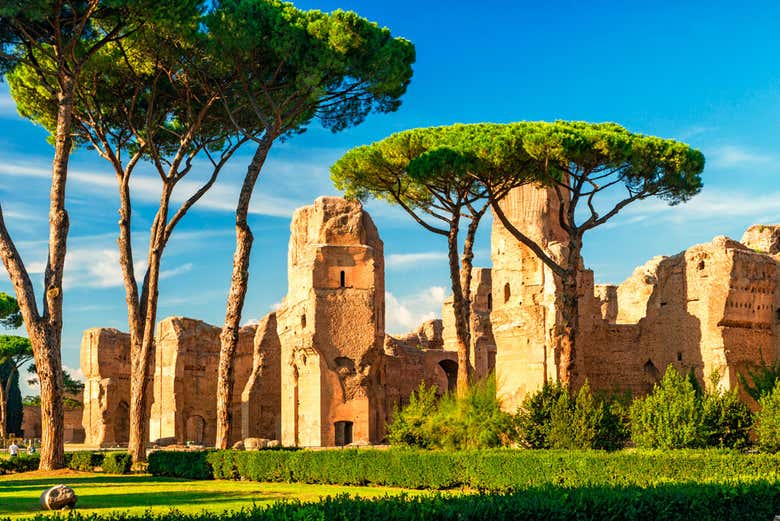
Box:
[677,352,683,362]
[340,270,346,288]
[776,308,780,322]
[301,314,306,328]
[335,421,353,446]
[697,260,705,270]
[487,293,492,311]
[503,283,511,304]
[643,359,660,379]
[439,359,458,393]
[660,302,668,307]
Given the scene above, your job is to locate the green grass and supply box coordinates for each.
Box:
[0,471,430,519]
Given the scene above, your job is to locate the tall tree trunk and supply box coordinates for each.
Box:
[128,188,172,462]
[459,211,484,379]
[447,221,472,397]
[0,376,7,439]
[558,238,581,388]
[215,137,272,450]
[32,71,75,470]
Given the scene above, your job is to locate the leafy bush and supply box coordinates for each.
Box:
[702,386,753,449]
[387,382,438,448]
[388,375,514,450]
[631,366,704,449]
[147,450,214,479]
[516,381,628,450]
[514,382,567,448]
[0,453,38,474]
[547,381,629,450]
[66,451,104,471]
[757,381,780,452]
[102,452,132,474]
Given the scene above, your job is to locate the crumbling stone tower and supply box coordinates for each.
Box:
[278,197,385,447]
[491,185,569,412]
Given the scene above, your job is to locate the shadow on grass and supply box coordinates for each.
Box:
[0,490,268,515]
[0,475,190,493]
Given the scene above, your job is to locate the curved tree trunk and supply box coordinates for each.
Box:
[459,209,486,379]
[215,138,272,450]
[447,221,472,397]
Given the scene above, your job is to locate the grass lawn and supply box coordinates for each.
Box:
[0,470,430,519]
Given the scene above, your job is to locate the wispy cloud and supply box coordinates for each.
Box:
[386,251,448,269]
[707,145,774,169]
[604,188,780,229]
[385,286,447,335]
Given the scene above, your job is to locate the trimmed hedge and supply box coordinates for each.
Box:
[3,483,780,521]
[103,452,132,474]
[149,448,780,491]
[0,454,39,474]
[67,451,104,471]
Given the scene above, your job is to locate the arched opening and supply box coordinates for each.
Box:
[487,293,492,311]
[334,421,353,446]
[339,270,346,288]
[503,283,511,303]
[438,359,458,393]
[293,365,300,446]
[114,400,129,444]
[186,415,206,445]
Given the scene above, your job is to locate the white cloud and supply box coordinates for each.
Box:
[0,93,17,117]
[707,145,774,169]
[386,251,448,269]
[385,286,447,335]
[61,247,191,289]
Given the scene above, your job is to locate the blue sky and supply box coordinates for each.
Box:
[2,1,780,392]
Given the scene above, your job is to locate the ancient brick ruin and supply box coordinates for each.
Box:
[76,190,779,447]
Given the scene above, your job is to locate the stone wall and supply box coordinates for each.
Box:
[492,184,780,410]
[241,312,282,441]
[81,328,132,447]
[149,317,256,446]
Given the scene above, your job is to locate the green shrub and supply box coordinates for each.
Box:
[702,386,753,449]
[547,381,629,450]
[631,366,704,449]
[514,381,567,448]
[0,453,38,474]
[387,382,438,448]
[66,451,104,471]
[102,452,132,474]
[757,381,780,452]
[435,375,514,450]
[388,375,514,450]
[147,450,214,479]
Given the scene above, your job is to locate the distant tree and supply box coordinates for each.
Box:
[0,0,190,470]
[0,293,21,329]
[486,121,704,387]
[27,363,83,396]
[0,336,33,438]
[208,0,415,449]
[332,124,540,395]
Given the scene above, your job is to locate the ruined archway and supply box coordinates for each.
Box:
[114,401,129,444]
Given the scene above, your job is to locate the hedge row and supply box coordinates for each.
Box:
[148,448,780,490]
[4,483,780,521]
[0,454,38,474]
[0,452,131,475]
[66,451,132,474]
